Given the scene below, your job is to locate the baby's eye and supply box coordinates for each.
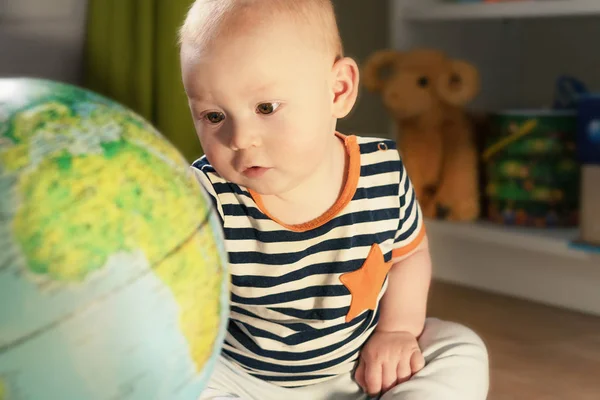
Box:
[204,112,225,124]
[256,102,281,115]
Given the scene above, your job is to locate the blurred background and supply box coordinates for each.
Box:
[1,0,600,398]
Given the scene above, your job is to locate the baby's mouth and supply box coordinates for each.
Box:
[242,166,271,178]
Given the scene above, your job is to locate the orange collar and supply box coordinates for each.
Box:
[248,133,360,232]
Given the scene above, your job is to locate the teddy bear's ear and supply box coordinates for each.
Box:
[361,50,403,93]
[437,59,481,106]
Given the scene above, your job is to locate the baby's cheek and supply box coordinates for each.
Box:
[202,146,229,172]
[285,134,320,160]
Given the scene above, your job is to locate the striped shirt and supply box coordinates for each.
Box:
[191,134,425,387]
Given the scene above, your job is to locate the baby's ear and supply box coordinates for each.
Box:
[331,57,360,119]
[361,50,403,92]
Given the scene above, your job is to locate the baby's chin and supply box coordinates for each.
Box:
[237,179,276,195]
[220,166,296,196]
[218,170,271,193]
[236,176,284,197]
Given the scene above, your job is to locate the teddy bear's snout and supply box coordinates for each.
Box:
[383,85,434,119]
[385,91,401,103]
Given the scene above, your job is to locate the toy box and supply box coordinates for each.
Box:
[483,109,580,227]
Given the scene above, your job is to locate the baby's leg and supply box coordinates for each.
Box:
[197,356,283,400]
[198,355,365,400]
[199,389,239,400]
[381,318,489,400]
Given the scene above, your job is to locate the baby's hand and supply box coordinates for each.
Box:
[354,330,425,397]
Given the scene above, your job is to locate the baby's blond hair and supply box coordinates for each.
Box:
[179,0,343,62]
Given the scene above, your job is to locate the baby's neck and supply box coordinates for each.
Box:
[259,137,348,227]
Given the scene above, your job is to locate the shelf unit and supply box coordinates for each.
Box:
[401,0,600,21]
[424,219,600,316]
[423,219,586,260]
[391,0,600,316]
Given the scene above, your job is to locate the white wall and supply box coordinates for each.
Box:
[391,1,600,113]
[0,0,88,84]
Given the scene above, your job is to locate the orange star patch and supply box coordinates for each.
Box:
[339,243,393,323]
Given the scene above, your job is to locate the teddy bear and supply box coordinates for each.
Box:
[362,48,481,221]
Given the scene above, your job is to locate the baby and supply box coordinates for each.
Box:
[179,1,489,399]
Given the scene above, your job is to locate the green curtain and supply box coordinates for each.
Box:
[83,0,202,162]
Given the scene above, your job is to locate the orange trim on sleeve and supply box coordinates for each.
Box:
[391,224,427,259]
[248,133,361,232]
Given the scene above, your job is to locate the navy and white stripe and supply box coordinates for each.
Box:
[191,135,424,387]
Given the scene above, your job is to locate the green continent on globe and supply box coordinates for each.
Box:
[3,100,209,281]
[155,227,225,368]
[0,80,226,372]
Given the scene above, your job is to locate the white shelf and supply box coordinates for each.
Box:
[423,218,593,260]
[401,0,600,21]
[425,219,600,316]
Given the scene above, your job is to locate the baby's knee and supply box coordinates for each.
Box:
[451,321,488,361]
[423,318,489,362]
[446,320,485,345]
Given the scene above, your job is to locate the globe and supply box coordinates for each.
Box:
[0,78,229,400]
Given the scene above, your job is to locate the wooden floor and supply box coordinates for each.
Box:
[427,281,600,400]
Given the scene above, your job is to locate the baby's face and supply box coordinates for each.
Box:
[182,17,339,196]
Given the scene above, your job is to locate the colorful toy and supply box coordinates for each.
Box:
[484,110,580,227]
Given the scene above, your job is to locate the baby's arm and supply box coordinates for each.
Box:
[377,236,431,336]
[354,236,432,397]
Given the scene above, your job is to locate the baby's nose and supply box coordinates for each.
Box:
[229,128,260,151]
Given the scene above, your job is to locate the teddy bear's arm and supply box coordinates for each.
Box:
[433,123,480,221]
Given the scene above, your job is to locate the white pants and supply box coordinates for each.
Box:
[199,318,489,400]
